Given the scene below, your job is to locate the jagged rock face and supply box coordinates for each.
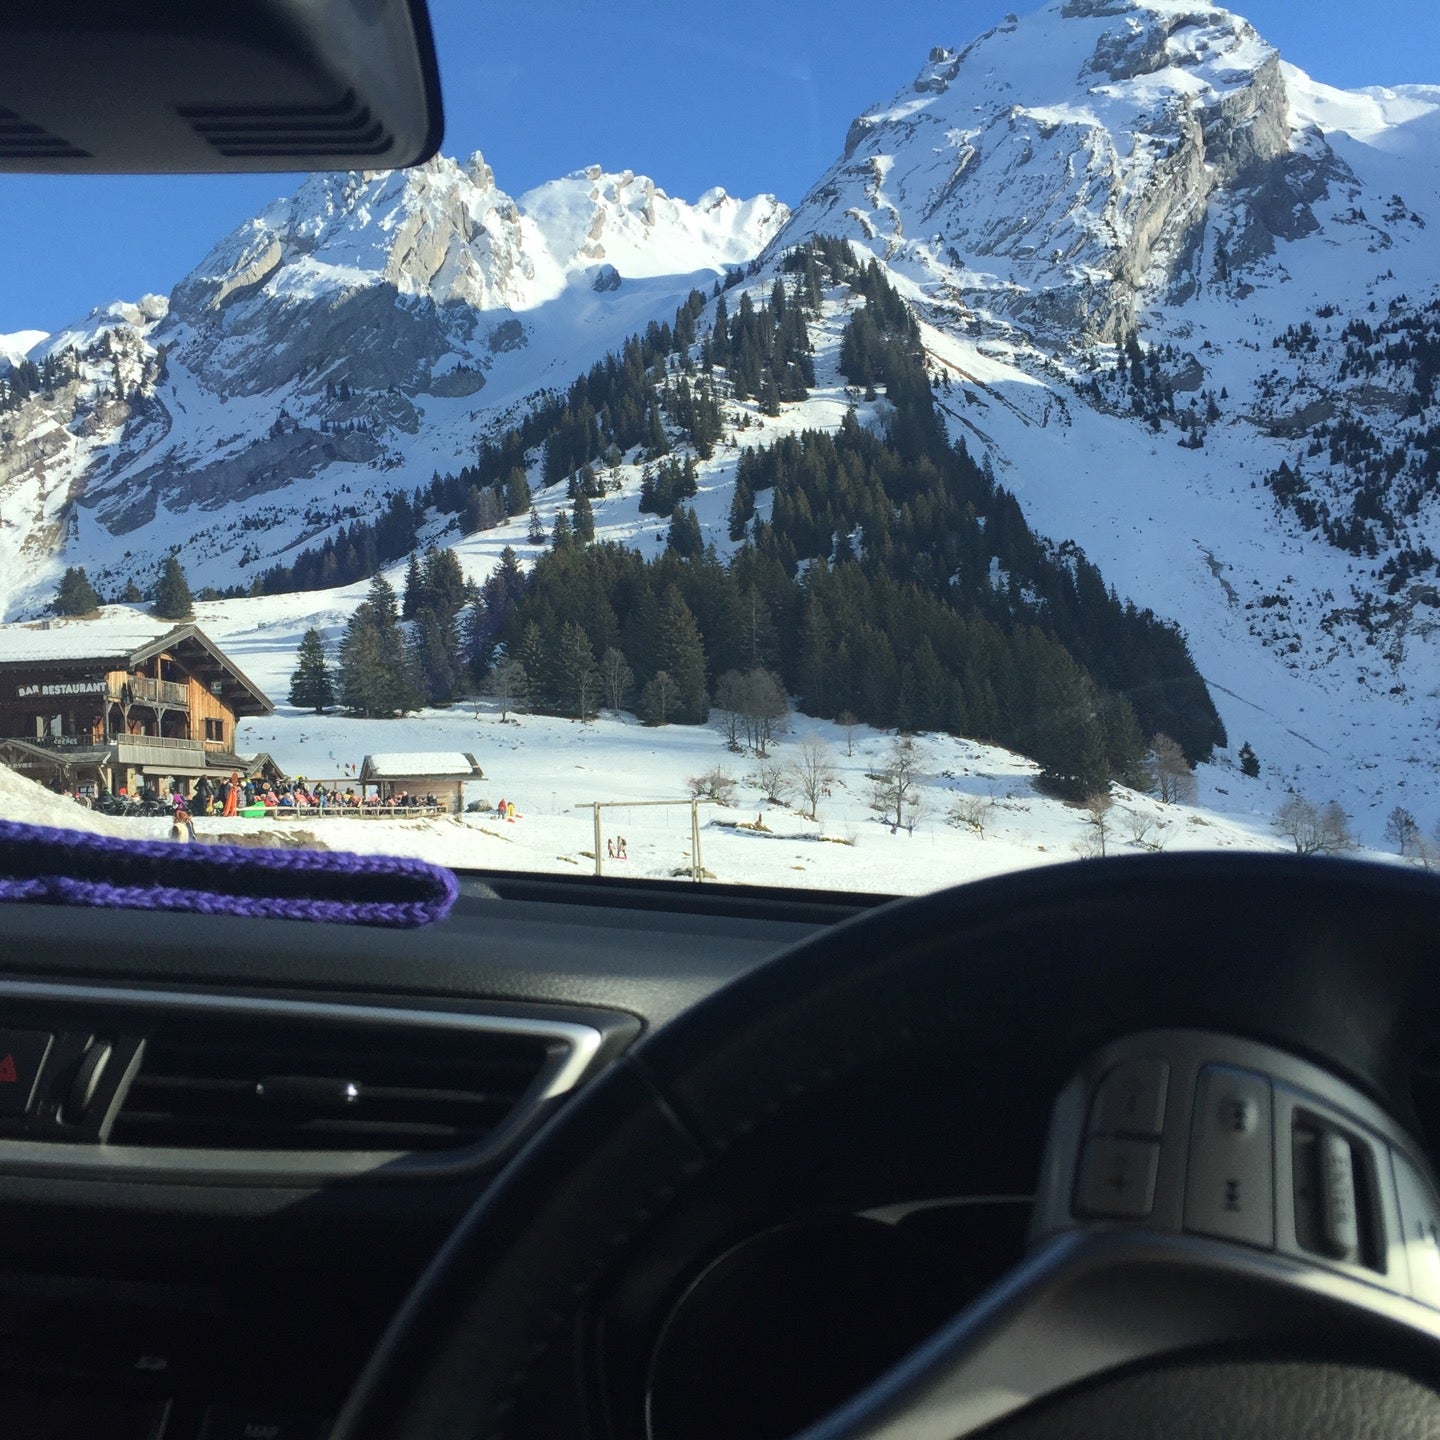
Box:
[159,155,790,402]
[0,154,787,615]
[166,157,553,399]
[778,0,1351,342]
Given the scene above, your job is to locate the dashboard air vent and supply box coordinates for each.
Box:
[0,107,88,159]
[177,90,394,159]
[111,1013,553,1154]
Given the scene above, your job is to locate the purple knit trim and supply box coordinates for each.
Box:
[0,819,458,928]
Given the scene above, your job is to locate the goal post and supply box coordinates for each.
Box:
[578,797,707,880]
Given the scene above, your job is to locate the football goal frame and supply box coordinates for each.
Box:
[580,797,707,880]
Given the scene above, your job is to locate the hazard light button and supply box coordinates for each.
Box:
[0,1030,53,1117]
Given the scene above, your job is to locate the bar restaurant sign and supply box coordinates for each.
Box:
[13,681,106,698]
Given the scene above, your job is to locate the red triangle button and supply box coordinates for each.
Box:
[0,1054,16,1084]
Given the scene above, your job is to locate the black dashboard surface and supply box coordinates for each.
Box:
[0,877,866,1029]
[0,875,872,1436]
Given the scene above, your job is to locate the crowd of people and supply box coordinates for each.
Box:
[61,772,444,822]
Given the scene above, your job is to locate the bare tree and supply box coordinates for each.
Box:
[713,667,790,755]
[1123,809,1169,852]
[641,670,678,726]
[1274,794,1354,855]
[688,768,736,804]
[835,709,860,758]
[1151,734,1196,805]
[903,786,928,835]
[482,656,527,722]
[1080,790,1114,858]
[1385,805,1420,856]
[785,738,838,821]
[600,647,634,712]
[870,737,923,830]
[947,793,992,837]
[713,670,748,751]
[556,623,600,721]
[749,669,790,756]
[753,758,791,804]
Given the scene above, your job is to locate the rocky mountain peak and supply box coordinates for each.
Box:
[782,0,1335,343]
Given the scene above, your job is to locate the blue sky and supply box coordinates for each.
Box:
[0,0,1436,336]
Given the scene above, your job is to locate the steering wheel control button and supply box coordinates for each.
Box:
[1074,1135,1161,1219]
[0,1028,53,1117]
[1090,1057,1169,1138]
[1391,1149,1440,1307]
[1296,1123,1359,1261]
[1184,1065,1274,1248]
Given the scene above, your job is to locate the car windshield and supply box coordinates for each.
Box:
[1,0,1437,896]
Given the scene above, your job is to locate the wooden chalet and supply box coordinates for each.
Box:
[0,614,274,796]
[359,753,484,815]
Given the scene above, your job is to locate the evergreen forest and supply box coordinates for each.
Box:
[294,237,1225,798]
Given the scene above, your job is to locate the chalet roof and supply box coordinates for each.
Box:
[360,752,482,781]
[0,609,273,717]
[0,612,175,663]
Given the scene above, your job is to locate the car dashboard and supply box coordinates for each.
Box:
[0,876,891,1439]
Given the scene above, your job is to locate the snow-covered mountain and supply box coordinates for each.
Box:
[774,0,1358,340]
[0,330,45,369]
[0,154,785,611]
[732,0,1440,835]
[9,0,1440,840]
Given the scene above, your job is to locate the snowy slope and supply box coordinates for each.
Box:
[0,154,786,618]
[0,330,45,368]
[721,0,1440,840]
[130,591,1322,892]
[10,0,1440,856]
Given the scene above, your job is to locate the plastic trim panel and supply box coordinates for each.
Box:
[0,979,607,1185]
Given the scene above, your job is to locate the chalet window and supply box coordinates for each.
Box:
[205,719,226,743]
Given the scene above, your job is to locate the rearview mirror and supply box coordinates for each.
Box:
[0,0,443,172]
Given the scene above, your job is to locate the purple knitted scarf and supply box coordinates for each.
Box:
[0,819,457,928]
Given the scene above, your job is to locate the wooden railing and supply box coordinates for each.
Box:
[113,735,205,759]
[112,676,189,707]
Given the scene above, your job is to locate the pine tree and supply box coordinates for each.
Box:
[573,491,595,543]
[288,628,335,712]
[413,607,460,705]
[419,545,468,621]
[666,506,703,558]
[54,566,99,616]
[151,556,193,619]
[401,554,424,619]
[554,622,600,720]
[655,587,709,723]
[1238,741,1260,778]
[503,467,532,517]
[338,575,420,716]
[122,579,143,603]
[1385,805,1419,856]
[528,506,545,545]
[338,604,389,717]
[515,622,551,712]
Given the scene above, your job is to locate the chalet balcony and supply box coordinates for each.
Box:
[6,733,207,768]
[113,736,211,777]
[110,676,189,707]
[12,733,99,751]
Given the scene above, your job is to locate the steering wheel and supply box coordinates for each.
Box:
[331,853,1440,1439]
